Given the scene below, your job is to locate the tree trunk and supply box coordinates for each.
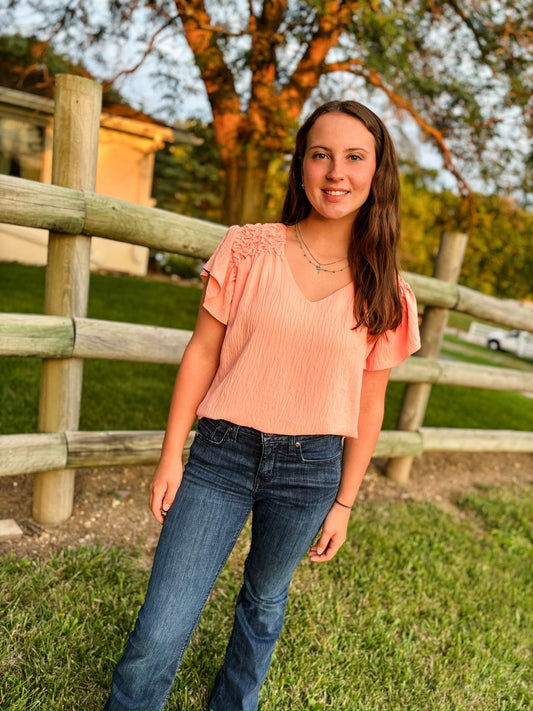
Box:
[222,145,272,225]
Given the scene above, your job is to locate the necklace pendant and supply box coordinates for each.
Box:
[316,264,321,275]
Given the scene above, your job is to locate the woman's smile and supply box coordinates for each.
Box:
[322,188,350,199]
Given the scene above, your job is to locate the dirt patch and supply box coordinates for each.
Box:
[1,452,532,561]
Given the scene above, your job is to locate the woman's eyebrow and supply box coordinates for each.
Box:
[308,144,370,154]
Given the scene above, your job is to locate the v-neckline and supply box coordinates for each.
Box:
[281,225,353,304]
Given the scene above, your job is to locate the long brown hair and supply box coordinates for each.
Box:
[281,100,403,336]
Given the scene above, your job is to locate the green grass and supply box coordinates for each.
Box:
[441,334,533,370]
[0,261,202,328]
[1,261,532,434]
[1,484,532,710]
[446,310,497,332]
[0,261,202,433]
[382,380,533,431]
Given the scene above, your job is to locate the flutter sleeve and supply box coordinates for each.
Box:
[200,225,241,324]
[365,277,421,371]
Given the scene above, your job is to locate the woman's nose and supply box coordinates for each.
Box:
[326,159,343,180]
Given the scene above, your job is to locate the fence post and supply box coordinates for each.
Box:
[385,231,469,484]
[32,75,102,524]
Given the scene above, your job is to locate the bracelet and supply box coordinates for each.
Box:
[334,497,353,510]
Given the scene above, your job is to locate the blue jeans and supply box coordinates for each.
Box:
[104,418,342,711]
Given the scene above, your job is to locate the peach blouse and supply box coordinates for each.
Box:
[197,223,420,438]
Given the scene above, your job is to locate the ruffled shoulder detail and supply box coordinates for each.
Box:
[398,274,417,308]
[231,223,286,262]
[200,223,286,326]
[365,275,421,371]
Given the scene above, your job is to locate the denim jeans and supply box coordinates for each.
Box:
[104,418,342,711]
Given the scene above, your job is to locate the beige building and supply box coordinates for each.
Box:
[0,85,194,276]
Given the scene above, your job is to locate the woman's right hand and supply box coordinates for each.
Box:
[149,459,184,524]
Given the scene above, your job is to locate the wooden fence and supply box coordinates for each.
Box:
[1,75,532,524]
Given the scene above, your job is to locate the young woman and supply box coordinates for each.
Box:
[104,100,420,711]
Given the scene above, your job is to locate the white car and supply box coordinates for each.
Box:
[487,329,533,357]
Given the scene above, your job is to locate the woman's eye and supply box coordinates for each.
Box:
[349,154,362,161]
[312,152,328,159]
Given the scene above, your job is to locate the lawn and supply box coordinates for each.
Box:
[1,483,531,710]
[1,261,532,434]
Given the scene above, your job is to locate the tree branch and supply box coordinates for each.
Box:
[278,0,356,122]
[102,15,180,89]
[445,0,500,71]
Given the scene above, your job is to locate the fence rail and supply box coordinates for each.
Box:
[2,174,533,333]
[1,74,532,523]
[1,312,532,392]
[0,175,224,259]
[0,313,191,363]
[1,428,531,479]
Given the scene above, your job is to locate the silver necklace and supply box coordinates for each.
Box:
[295,223,348,275]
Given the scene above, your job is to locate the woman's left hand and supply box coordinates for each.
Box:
[308,503,351,562]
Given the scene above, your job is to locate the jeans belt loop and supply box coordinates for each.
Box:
[288,435,297,454]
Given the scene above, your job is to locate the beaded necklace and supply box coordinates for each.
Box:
[295,223,349,275]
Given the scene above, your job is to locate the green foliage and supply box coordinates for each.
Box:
[152,121,290,225]
[399,172,443,271]
[400,173,533,299]
[1,484,532,709]
[0,32,130,107]
[153,120,224,223]
[151,253,202,280]
[263,154,291,223]
[165,255,201,280]
[0,33,83,75]
[337,2,530,198]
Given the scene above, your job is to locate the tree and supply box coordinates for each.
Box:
[153,120,225,223]
[152,119,290,225]
[400,172,533,300]
[0,33,137,110]
[3,1,532,225]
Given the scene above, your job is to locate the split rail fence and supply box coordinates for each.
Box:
[1,75,532,524]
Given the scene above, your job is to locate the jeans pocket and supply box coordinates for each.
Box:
[295,434,343,463]
[195,417,233,446]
